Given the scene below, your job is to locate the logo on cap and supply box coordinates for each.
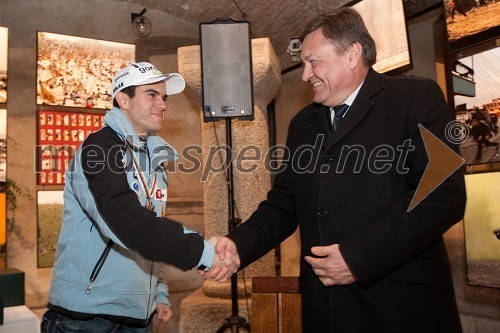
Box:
[138,65,156,73]
[113,82,124,94]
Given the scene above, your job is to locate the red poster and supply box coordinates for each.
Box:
[37,110,104,185]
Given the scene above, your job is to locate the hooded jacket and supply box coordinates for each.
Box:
[48,107,214,325]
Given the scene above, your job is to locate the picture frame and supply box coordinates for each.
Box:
[463,171,500,288]
[37,190,64,268]
[453,45,500,167]
[0,108,5,183]
[0,192,5,269]
[445,0,500,53]
[403,0,444,19]
[36,32,135,109]
[0,27,7,104]
[36,109,105,185]
[346,0,412,75]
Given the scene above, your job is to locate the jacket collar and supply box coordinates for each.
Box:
[104,107,178,169]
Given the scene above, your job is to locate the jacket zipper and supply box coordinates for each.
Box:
[86,239,114,294]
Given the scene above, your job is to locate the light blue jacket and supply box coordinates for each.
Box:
[48,108,214,324]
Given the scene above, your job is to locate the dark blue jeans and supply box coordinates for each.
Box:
[41,310,152,333]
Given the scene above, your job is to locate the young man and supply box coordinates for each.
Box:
[42,62,238,332]
[208,8,466,332]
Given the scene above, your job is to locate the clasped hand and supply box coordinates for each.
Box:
[304,244,356,286]
[198,239,355,286]
[199,236,240,282]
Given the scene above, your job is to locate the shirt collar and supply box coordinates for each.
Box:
[329,80,364,121]
[341,80,364,107]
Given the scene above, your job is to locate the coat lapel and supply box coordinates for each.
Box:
[307,103,333,149]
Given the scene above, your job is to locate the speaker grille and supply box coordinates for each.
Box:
[200,19,254,121]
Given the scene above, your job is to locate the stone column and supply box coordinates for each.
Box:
[177,38,281,333]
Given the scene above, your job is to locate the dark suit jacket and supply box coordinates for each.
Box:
[228,69,466,332]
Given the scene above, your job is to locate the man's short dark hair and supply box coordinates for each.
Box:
[299,7,377,67]
[112,85,137,108]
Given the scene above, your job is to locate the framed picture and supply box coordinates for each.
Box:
[445,0,500,52]
[36,32,135,109]
[0,108,5,183]
[403,0,444,19]
[346,0,412,75]
[453,46,500,166]
[464,171,500,288]
[37,110,105,185]
[37,190,64,268]
[0,192,5,269]
[0,27,7,104]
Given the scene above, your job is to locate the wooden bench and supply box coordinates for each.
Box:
[251,276,301,333]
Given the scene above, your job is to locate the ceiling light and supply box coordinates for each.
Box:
[131,8,152,38]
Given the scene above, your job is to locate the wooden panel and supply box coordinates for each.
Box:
[251,293,278,333]
[252,276,300,293]
[251,276,301,332]
[281,293,302,333]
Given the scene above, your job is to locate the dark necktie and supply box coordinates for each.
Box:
[332,104,349,131]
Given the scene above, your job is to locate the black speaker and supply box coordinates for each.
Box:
[200,18,254,121]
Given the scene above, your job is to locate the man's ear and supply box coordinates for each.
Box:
[115,92,129,109]
[348,42,363,69]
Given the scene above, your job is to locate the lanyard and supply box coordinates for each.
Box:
[125,140,156,211]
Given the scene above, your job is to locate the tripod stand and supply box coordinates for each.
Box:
[215,118,251,333]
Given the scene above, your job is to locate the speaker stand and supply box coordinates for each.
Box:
[215,118,250,333]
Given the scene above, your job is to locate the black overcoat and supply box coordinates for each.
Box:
[228,69,466,332]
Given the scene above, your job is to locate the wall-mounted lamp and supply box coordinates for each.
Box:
[131,8,152,38]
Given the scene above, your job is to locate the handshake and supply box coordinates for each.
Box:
[199,236,240,282]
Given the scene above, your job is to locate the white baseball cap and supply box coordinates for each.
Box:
[111,62,185,99]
